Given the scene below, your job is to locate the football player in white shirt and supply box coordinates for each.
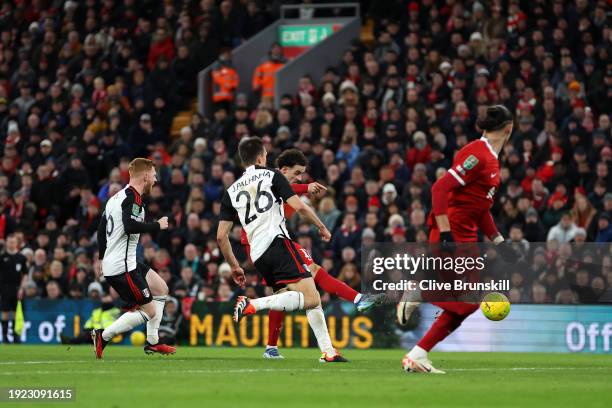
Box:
[92,158,175,358]
[218,137,347,362]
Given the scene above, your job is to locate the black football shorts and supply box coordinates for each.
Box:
[253,237,312,289]
[105,262,153,307]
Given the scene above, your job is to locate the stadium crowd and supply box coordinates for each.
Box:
[0,0,611,331]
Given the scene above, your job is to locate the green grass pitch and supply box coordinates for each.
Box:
[1,346,611,408]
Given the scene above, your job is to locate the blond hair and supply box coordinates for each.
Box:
[128,158,154,178]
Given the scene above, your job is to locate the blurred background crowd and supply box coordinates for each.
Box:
[0,0,610,323]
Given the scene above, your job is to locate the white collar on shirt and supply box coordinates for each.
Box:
[480,135,498,159]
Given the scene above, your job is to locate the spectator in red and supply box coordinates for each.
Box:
[543,184,569,228]
[406,131,431,171]
[147,27,175,71]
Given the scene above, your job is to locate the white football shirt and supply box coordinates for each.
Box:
[97,185,160,276]
[220,165,296,262]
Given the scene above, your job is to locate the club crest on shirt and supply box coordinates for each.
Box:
[132,204,140,216]
[463,155,479,170]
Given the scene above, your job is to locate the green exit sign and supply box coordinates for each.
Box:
[279,24,342,47]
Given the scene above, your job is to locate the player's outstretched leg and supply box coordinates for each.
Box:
[263,310,285,359]
[143,269,176,355]
[310,264,384,312]
[355,294,386,312]
[403,302,478,373]
[233,291,304,322]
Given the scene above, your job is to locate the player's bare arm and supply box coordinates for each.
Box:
[216,220,245,288]
[434,214,451,233]
[285,195,331,242]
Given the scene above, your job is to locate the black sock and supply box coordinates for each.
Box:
[1,320,8,343]
[11,320,19,343]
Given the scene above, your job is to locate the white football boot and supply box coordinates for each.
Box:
[402,351,446,374]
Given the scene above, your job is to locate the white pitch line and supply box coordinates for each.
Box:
[1,360,610,374]
[2,367,609,376]
[452,367,612,372]
[0,370,115,375]
[161,368,375,374]
[0,359,197,365]
[167,367,612,374]
[0,361,90,365]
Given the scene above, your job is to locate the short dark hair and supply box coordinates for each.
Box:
[275,149,307,169]
[238,137,265,165]
[476,105,513,132]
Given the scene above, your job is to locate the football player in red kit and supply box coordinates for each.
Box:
[240,149,384,360]
[401,105,519,374]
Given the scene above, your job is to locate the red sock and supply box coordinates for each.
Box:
[432,302,480,316]
[314,267,359,302]
[267,310,284,347]
[417,310,465,352]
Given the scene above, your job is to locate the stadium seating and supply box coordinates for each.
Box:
[0,0,609,317]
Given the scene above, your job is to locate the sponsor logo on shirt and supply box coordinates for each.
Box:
[463,155,479,170]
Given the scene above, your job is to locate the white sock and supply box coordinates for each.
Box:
[306,305,335,356]
[146,296,166,345]
[266,345,278,349]
[353,294,362,303]
[250,291,304,312]
[102,310,149,341]
[408,345,428,359]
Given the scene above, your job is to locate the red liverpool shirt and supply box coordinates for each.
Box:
[429,137,501,241]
